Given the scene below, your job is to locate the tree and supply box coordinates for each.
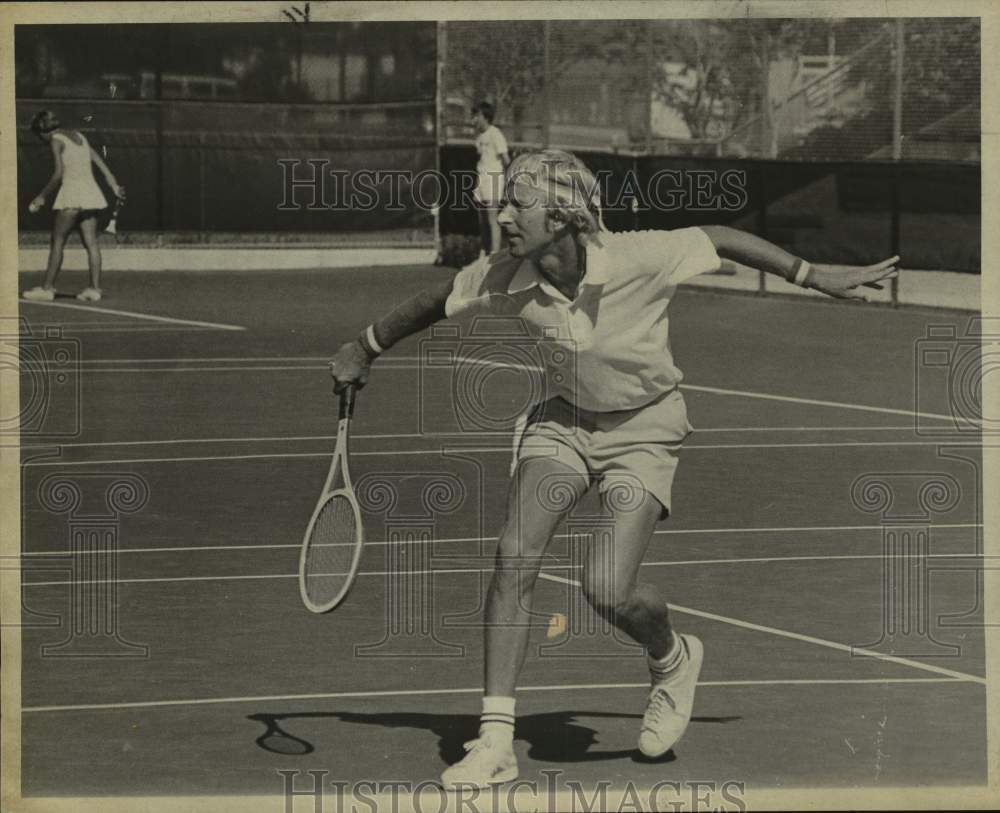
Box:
[850,18,979,138]
[647,19,820,146]
[444,20,638,141]
[785,18,981,160]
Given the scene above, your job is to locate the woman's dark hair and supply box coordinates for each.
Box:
[471,101,495,123]
[30,110,59,137]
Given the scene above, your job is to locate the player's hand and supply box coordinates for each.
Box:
[28,196,45,214]
[328,340,373,393]
[807,256,899,300]
[112,184,126,202]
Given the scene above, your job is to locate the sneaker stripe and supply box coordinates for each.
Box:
[480,714,515,723]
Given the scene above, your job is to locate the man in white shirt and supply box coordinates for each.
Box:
[472,101,510,257]
[329,149,898,788]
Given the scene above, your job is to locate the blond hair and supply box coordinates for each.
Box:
[506,149,605,235]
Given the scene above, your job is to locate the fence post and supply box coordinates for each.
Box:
[632,154,640,231]
[645,21,654,154]
[542,21,551,148]
[155,96,164,235]
[755,161,768,294]
[890,162,901,307]
[758,30,771,158]
[892,19,905,161]
[434,21,446,260]
[890,19,905,307]
[198,131,206,232]
[154,32,167,236]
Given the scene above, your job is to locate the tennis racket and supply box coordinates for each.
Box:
[298,385,364,613]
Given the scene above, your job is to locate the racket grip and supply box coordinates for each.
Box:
[339,385,356,419]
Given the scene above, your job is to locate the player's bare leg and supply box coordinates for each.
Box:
[580,487,673,655]
[486,457,588,696]
[25,209,76,301]
[77,212,102,299]
[581,484,703,758]
[44,208,78,287]
[442,457,587,788]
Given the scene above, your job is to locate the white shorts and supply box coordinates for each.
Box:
[512,388,693,519]
[474,169,504,206]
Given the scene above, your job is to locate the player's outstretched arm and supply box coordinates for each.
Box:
[328,278,454,392]
[701,225,899,300]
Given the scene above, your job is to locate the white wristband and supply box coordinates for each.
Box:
[365,324,385,355]
[792,259,812,287]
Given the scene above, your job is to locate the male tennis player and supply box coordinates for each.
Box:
[471,101,510,257]
[328,149,898,788]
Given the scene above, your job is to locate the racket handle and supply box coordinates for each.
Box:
[339,385,356,419]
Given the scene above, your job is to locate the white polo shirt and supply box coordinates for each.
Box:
[475,125,508,174]
[444,228,721,412]
[474,125,508,205]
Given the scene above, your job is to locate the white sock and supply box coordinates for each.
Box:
[479,695,515,744]
[648,632,685,682]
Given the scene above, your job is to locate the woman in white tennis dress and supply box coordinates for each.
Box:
[22,110,125,302]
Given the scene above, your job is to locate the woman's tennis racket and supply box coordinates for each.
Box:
[298,385,364,613]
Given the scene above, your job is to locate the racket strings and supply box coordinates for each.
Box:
[303,494,358,606]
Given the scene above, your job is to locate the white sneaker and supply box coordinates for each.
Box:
[638,634,704,757]
[440,734,518,789]
[22,286,55,302]
[76,287,102,302]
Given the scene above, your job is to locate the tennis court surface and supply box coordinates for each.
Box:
[16,265,986,795]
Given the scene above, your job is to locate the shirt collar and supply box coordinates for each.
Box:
[506,235,609,296]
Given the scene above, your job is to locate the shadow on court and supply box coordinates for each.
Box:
[247,710,742,764]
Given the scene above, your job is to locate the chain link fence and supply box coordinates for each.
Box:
[442,17,979,163]
[16,22,438,241]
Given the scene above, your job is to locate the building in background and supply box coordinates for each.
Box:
[16,22,436,104]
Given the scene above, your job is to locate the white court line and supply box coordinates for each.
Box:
[681,382,971,424]
[20,568,482,588]
[19,522,982,558]
[21,547,986,588]
[77,356,331,364]
[647,521,981,537]
[20,449,503,467]
[75,357,535,373]
[681,440,973,450]
[70,355,510,366]
[642,552,989,568]
[19,437,982,467]
[18,553,988,588]
[38,326,225,334]
[82,365,326,372]
[58,354,964,424]
[16,425,932,452]
[21,676,971,714]
[20,299,246,331]
[537,572,985,685]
